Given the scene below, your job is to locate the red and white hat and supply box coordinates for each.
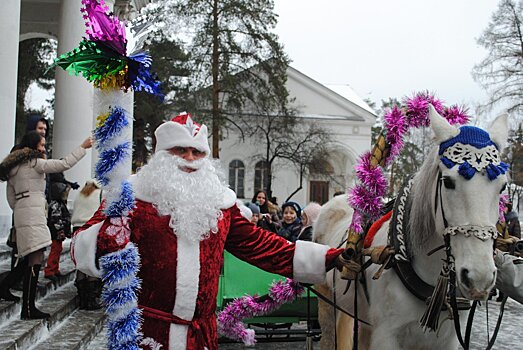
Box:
[154,112,210,155]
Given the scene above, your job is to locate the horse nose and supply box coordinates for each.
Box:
[460,268,472,289]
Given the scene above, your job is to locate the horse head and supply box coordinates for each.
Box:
[429,105,508,300]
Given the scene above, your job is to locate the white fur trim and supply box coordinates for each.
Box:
[155,119,210,155]
[72,222,103,278]
[173,237,199,318]
[141,337,163,350]
[221,188,237,209]
[168,236,200,349]
[169,324,188,350]
[292,240,330,284]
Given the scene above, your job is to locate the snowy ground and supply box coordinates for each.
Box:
[218,298,523,349]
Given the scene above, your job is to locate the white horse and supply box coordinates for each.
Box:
[314,107,508,350]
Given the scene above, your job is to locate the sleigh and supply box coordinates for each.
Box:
[217,251,320,343]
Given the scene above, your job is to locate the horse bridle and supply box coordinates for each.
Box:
[435,171,503,350]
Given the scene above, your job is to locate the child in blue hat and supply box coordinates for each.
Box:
[277,201,303,242]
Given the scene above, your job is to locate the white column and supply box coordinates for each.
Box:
[53,0,94,200]
[0,0,21,237]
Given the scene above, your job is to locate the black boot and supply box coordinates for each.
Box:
[75,279,88,310]
[21,265,50,320]
[0,259,26,302]
[0,273,20,302]
[84,279,102,310]
[76,278,102,310]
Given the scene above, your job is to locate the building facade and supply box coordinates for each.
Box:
[220,66,376,206]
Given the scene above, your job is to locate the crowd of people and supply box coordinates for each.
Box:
[238,190,324,244]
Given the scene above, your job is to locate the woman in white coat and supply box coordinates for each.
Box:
[0,131,92,319]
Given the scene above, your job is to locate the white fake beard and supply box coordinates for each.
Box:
[134,151,226,241]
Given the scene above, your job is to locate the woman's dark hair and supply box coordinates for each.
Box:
[19,131,43,151]
[251,190,269,213]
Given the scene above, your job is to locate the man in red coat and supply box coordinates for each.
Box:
[72,113,344,350]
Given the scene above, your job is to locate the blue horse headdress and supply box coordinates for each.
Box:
[438,126,509,180]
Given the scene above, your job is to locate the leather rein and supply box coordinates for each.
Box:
[434,171,505,350]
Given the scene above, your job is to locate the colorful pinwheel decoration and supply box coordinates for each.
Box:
[52,0,162,96]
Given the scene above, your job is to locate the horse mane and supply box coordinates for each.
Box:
[313,195,351,245]
[407,148,440,256]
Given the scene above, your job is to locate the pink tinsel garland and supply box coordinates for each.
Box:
[217,278,304,345]
[348,91,470,233]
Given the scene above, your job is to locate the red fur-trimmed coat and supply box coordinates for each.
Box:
[74,196,341,350]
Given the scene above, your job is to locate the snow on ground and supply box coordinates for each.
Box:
[218,298,523,349]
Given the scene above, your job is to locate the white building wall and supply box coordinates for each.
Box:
[219,67,375,208]
[220,117,372,207]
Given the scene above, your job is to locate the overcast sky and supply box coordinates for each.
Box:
[29,1,502,120]
[273,0,500,118]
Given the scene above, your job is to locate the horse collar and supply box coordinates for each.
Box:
[388,177,436,302]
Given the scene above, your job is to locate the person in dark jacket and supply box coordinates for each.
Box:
[505,202,521,239]
[44,172,74,281]
[26,114,49,139]
[278,201,302,242]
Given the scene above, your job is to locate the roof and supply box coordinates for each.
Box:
[325,84,376,115]
[286,66,377,124]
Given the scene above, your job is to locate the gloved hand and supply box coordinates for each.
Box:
[334,250,362,273]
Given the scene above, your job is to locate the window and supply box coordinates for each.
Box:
[229,160,245,198]
[254,160,269,192]
[310,181,329,204]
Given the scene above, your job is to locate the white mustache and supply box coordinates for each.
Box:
[176,157,205,171]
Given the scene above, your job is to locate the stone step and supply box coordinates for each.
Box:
[0,243,12,262]
[33,309,106,350]
[0,282,78,350]
[0,240,72,276]
[0,240,110,349]
[0,258,76,326]
[85,326,107,350]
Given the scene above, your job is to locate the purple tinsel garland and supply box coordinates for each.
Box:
[217,279,304,345]
[348,91,470,233]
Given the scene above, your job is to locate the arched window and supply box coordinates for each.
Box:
[229,160,245,198]
[254,160,269,192]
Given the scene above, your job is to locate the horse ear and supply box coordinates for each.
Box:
[488,113,509,150]
[429,104,459,142]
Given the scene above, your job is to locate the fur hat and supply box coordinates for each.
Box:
[245,202,260,215]
[237,201,253,221]
[282,201,301,217]
[302,202,322,225]
[154,112,210,154]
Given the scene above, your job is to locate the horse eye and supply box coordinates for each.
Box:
[500,183,507,194]
[442,176,455,189]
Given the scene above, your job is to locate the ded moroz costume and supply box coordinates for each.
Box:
[72,113,344,350]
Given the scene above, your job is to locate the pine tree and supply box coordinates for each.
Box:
[145,0,290,158]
